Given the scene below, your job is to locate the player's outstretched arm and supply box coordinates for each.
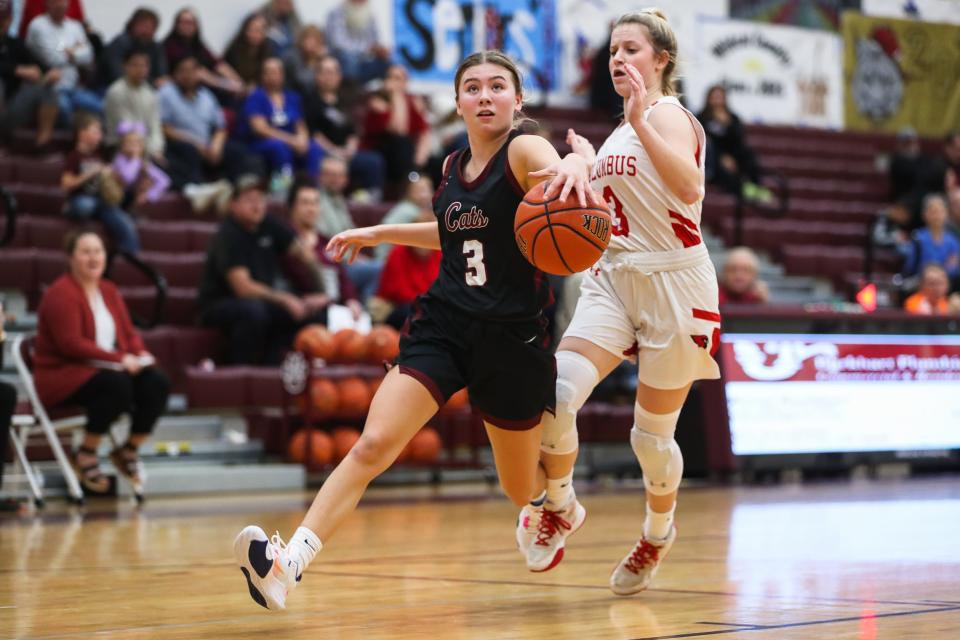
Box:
[511,133,600,208]
[326,222,441,264]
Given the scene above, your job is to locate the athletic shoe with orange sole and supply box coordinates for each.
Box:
[234,525,301,610]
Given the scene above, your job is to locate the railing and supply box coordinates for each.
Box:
[0,187,17,248]
[106,251,167,329]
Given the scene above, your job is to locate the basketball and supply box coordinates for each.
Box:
[332,328,369,363]
[366,325,401,363]
[287,428,334,466]
[409,428,442,463]
[514,180,612,275]
[331,427,361,462]
[367,375,383,399]
[294,324,335,361]
[444,388,469,412]
[308,378,339,420]
[337,377,372,419]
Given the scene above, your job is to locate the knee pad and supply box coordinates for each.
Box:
[540,351,600,455]
[631,404,683,496]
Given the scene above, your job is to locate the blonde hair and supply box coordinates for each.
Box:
[614,8,679,96]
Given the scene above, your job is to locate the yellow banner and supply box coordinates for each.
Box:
[842,12,960,137]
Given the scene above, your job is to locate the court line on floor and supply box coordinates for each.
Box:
[631,605,960,639]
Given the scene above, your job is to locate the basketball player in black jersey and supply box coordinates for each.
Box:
[233,51,600,611]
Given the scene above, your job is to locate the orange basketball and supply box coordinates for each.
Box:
[337,377,371,419]
[514,180,611,275]
[332,427,361,461]
[332,328,369,363]
[444,388,469,412]
[294,324,335,360]
[367,375,383,399]
[366,325,401,363]
[308,378,339,420]
[409,428,442,463]
[288,428,334,466]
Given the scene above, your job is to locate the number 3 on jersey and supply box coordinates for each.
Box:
[463,240,487,286]
[602,186,630,237]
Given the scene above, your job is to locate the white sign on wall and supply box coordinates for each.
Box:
[686,17,845,129]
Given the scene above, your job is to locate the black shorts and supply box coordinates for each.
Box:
[396,295,556,430]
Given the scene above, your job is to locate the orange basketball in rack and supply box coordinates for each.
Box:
[294,324,335,361]
[444,388,469,412]
[366,325,401,363]
[287,428,334,466]
[409,428,442,464]
[331,427,361,462]
[337,377,372,419]
[514,180,612,275]
[332,328,369,363]
[308,378,339,420]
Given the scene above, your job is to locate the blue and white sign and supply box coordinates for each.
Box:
[394,0,558,91]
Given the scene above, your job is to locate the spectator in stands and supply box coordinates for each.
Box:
[375,173,432,259]
[160,55,256,199]
[889,126,926,205]
[939,132,960,226]
[261,0,301,58]
[240,57,323,189]
[589,30,620,118]
[872,198,912,248]
[103,46,163,159]
[305,54,384,197]
[718,247,769,304]
[0,300,22,511]
[283,24,328,95]
[111,120,170,208]
[903,264,959,315]
[370,208,441,328]
[34,229,169,495]
[325,0,390,85]
[99,7,166,89]
[224,12,274,92]
[360,64,431,197]
[899,193,960,281]
[697,85,772,203]
[17,0,84,37]
[284,181,363,318]
[0,0,59,148]
[25,0,101,123]
[61,114,140,254]
[162,8,243,98]
[197,174,328,365]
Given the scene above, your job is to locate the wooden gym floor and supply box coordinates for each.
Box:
[1,477,959,639]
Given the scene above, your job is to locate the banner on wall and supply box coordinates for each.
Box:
[686,17,844,128]
[842,12,960,137]
[393,0,558,91]
[730,0,861,31]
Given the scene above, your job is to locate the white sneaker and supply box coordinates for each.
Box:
[526,498,587,572]
[516,503,542,554]
[609,525,677,596]
[234,525,301,610]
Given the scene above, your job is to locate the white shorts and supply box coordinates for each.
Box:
[563,257,722,390]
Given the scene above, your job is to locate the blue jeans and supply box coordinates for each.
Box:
[332,51,390,85]
[350,150,386,192]
[344,258,383,302]
[250,138,324,180]
[66,195,140,254]
[56,87,104,125]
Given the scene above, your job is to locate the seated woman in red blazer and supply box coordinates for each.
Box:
[34,230,169,494]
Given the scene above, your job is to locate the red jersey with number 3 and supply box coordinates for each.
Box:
[590,96,707,256]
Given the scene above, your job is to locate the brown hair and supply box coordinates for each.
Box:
[63,228,104,255]
[614,8,679,96]
[453,51,536,128]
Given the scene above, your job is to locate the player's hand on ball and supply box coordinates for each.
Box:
[326,227,379,264]
[529,157,600,208]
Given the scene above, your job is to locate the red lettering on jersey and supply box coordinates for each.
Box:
[592,155,638,180]
[626,156,637,176]
[668,210,701,248]
[444,201,489,232]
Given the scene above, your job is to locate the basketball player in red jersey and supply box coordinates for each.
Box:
[232,51,600,611]
[516,9,722,595]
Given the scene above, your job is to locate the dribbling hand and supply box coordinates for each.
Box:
[326,227,379,264]
[529,157,601,209]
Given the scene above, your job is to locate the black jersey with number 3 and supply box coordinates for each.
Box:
[427,130,551,320]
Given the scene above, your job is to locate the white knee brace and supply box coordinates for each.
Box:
[631,404,683,496]
[540,351,599,455]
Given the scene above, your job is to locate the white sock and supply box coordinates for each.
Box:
[545,471,574,511]
[529,490,546,507]
[644,504,675,542]
[286,526,323,575]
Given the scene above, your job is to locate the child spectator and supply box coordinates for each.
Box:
[111,120,170,208]
[898,193,960,281]
[904,265,958,315]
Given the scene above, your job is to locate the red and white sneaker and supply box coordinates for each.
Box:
[526,498,586,572]
[516,504,542,554]
[609,525,676,595]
